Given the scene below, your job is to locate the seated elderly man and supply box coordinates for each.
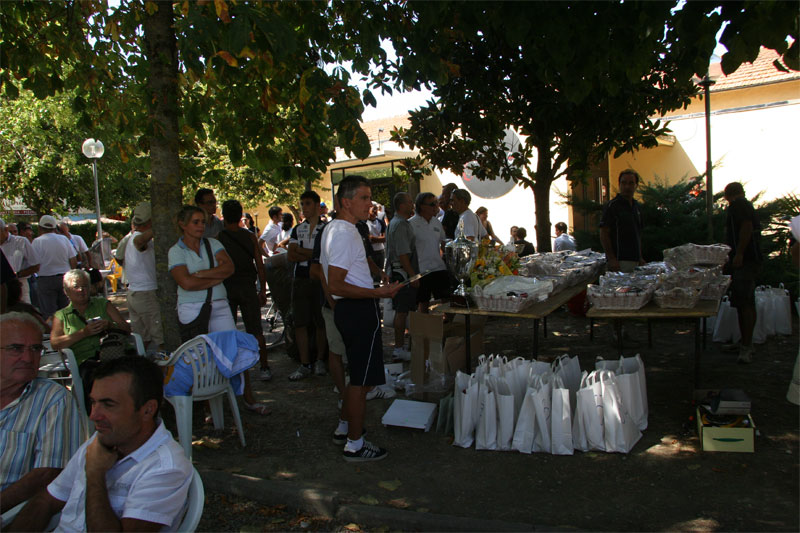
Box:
[9,356,193,531]
[0,312,87,513]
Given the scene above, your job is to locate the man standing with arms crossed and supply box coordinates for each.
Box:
[322,176,401,462]
[599,169,646,272]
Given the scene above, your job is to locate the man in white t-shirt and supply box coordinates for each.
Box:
[258,206,284,258]
[321,176,400,462]
[0,218,39,304]
[124,202,164,350]
[409,192,450,313]
[57,219,89,268]
[32,215,77,318]
[451,189,487,241]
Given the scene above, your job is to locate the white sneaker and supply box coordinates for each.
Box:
[366,386,396,400]
[314,360,327,376]
[257,367,273,381]
[288,365,312,381]
[392,347,411,361]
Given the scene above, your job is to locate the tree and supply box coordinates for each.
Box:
[1,0,391,347]
[0,89,149,216]
[385,1,798,251]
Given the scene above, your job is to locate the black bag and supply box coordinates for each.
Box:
[178,238,214,343]
[98,328,132,361]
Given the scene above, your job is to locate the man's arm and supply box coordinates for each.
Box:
[68,254,78,269]
[132,229,154,252]
[251,233,268,305]
[6,488,65,531]
[733,220,754,268]
[287,243,313,263]
[16,263,39,278]
[328,266,400,300]
[397,253,419,288]
[599,227,620,271]
[0,467,61,513]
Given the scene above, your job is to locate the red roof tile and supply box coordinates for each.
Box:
[359,115,411,141]
[710,47,800,92]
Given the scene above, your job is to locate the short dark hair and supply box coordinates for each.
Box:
[268,206,282,219]
[392,192,411,212]
[618,169,640,184]
[415,192,436,212]
[516,227,528,239]
[724,182,745,198]
[336,175,370,202]
[555,222,568,233]
[222,199,243,224]
[452,188,471,206]
[300,190,321,203]
[281,212,293,230]
[194,188,214,205]
[93,356,164,418]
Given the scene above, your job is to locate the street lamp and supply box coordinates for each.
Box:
[696,74,717,243]
[82,138,105,265]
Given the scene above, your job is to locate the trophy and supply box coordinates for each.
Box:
[445,219,478,306]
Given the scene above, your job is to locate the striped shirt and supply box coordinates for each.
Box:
[0,378,88,491]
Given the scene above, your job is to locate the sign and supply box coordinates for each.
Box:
[461,129,522,199]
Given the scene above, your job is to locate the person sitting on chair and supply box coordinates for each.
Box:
[0,312,87,514]
[8,356,193,531]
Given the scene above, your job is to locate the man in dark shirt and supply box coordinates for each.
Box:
[439,183,460,240]
[724,182,762,364]
[513,227,536,257]
[599,169,645,272]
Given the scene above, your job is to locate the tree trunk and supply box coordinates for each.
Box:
[533,143,555,253]
[143,2,182,350]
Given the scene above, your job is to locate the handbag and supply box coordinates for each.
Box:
[178,238,214,343]
[98,328,131,361]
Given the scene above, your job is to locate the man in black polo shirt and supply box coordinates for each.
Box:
[723,182,762,364]
[599,169,645,272]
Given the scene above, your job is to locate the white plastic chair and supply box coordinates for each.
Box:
[61,348,94,434]
[177,467,205,532]
[156,336,246,459]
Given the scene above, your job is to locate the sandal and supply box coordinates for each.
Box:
[243,401,271,416]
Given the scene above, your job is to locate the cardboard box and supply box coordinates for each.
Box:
[382,399,438,432]
[696,407,755,453]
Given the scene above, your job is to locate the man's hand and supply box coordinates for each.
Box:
[85,438,117,478]
[376,281,402,299]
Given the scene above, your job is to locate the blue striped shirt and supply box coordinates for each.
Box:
[0,378,88,491]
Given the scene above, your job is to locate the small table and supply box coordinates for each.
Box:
[586,299,721,386]
[432,282,590,371]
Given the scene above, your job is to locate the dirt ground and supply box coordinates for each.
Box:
[112,294,799,531]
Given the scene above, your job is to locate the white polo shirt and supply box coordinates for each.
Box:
[321,219,373,300]
[409,214,446,273]
[458,209,487,240]
[32,233,75,276]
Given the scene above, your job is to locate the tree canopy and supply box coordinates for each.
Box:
[385,0,798,251]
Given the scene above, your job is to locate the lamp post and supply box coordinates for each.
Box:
[82,138,105,264]
[697,74,716,243]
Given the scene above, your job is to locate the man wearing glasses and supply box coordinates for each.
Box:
[409,192,449,313]
[195,188,224,239]
[0,312,87,513]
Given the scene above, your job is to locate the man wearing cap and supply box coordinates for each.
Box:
[56,219,90,269]
[124,202,164,351]
[0,218,40,304]
[31,215,77,318]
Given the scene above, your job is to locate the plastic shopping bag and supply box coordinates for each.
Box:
[552,354,582,411]
[712,296,741,344]
[551,375,574,455]
[773,284,792,336]
[596,354,648,431]
[475,376,497,451]
[453,371,479,448]
[600,372,642,453]
[512,388,537,454]
[531,374,553,453]
[489,376,515,451]
[574,371,606,452]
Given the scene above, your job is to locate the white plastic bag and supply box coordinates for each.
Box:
[596,354,648,431]
[530,374,552,453]
[453,372,479,448]
[600,372,643,453]
[712,296,741,344]
[551,375,574,455]
[512,388,537,454]
[475,376,497,451]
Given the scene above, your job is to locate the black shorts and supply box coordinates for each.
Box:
[416,269,450,304]
[729,262,760,309]
[390,271,417,312]
[334,298,385,387]
[226,282,263,336]
[292,277,324,328]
